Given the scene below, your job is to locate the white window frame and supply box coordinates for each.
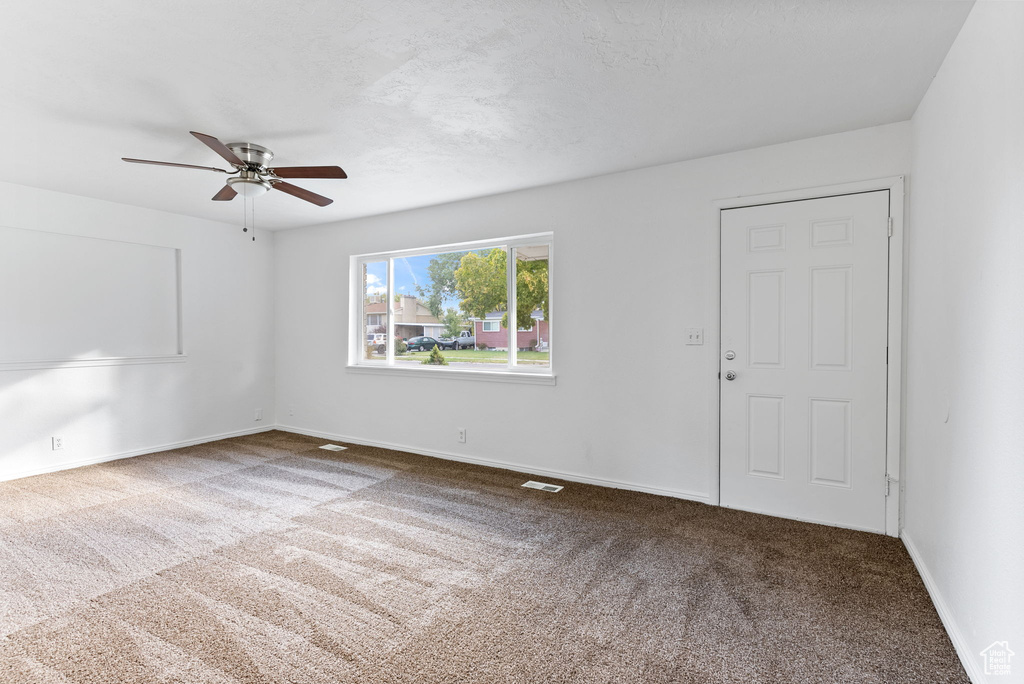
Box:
[349,233,554,384]
[482,320,500,332]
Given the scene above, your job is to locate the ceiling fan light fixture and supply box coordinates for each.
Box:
[227,176,271,198]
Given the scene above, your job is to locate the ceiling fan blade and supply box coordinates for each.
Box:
[212,185,237,201]
[270,165,347,179]
[189,131,244,167]
[272,181,333,207]
[122,157,229,173]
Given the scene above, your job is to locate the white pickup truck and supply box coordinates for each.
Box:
[441,330,475,350]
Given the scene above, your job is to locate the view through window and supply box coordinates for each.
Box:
[355,235,552,374]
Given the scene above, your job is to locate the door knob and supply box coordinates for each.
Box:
[725,370,736,381]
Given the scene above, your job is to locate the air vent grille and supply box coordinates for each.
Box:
[522,480,563,493]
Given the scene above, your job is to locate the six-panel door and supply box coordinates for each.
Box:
[720,191,890,532]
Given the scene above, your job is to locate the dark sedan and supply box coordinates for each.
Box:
[405,336,451,352]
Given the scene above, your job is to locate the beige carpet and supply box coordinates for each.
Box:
[0,431,966,683]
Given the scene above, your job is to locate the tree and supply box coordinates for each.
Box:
[441,308,466,339]
[515,257,549,328]
[416,252,464,319]
[455,248,548,330]
[454,248,507,320]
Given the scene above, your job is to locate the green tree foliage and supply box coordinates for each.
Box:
[441,308,466,339]
[455,248,548,330]
[416,252,465,319]
[515,257,549,328]
[422,344,448,365]
[455,248,507,319]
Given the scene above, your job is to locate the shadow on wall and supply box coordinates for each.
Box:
[0,353,199,481]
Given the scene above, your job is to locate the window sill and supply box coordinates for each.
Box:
[346,363,556,385]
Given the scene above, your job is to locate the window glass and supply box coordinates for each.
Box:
[361,260,388,361]
[388,248,510,367]
[514,244,550,368]
[353,234,551,376]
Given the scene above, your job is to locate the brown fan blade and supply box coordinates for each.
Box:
[212,185,237,201]
[269,165,347,179]
[189,131,244,167]
[272,181,333,207]
[122,157,229,173]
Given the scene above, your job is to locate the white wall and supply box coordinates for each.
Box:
[903,2,1024,680]
[0,182,276,480]
[275,122,910,500]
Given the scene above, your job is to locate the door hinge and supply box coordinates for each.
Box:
[887,216,894,238]
[885,475,897,497]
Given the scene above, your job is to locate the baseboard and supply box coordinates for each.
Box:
[901,531,984,683]
[0,426,277,483]
[276,424,712,504]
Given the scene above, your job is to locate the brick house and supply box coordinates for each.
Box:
[472,310,548,351]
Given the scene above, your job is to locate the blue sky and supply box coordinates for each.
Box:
[364,255,459,308]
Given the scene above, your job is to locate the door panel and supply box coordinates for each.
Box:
[720,191,889,532]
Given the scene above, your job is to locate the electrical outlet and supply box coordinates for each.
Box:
[52,437,63,450]
[457,428,467,444]
[254,408,263,421]
[288,408,294,417]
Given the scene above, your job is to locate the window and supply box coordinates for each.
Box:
[352,234,552,379]
[359,261,388,361]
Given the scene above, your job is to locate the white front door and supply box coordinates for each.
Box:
[720,191,890,532]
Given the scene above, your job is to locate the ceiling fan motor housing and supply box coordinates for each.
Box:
[226,142,274,170]
[225,143,275,197]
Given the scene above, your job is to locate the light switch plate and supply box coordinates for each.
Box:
[685,327,704,345]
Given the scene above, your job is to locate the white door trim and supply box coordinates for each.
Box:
[708,176,905,536]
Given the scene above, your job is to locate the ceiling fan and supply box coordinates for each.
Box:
[122,131,346,206]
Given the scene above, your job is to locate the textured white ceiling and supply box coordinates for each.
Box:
[0,0,972,230]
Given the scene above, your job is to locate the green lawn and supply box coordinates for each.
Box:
[395,349,549,365]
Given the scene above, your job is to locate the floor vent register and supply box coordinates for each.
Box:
[522,480,563,493]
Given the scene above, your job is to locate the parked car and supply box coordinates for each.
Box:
[406,336,446,352]
[366,332,387,353]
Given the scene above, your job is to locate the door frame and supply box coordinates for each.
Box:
[708,176,906,537]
